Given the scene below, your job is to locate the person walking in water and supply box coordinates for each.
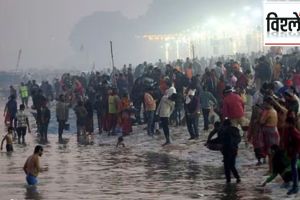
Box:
[37,102,50,143]
[3,95,17,133]
[0,127,14,152]
[23,145,46,186]
[19,82,29,108]
[15,104,31,144]
[220,119,241,184]
[56,94,69,143]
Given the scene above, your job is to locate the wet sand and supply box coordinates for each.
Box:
[0,100,297,200]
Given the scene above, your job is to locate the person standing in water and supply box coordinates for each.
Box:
[0,127,14,152]
[23,145,46,186]
[15,104,31,144]
[56,94,69,143]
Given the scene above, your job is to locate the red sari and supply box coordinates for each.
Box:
[119,98,132,135]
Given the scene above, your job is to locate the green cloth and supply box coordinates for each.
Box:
[20,86,28,98]
[266,158,300,183]
[108,95,119,114]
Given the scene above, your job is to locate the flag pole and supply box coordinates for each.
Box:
[110,41,115,68]
[15,48,22,72]
[110,41,116,86]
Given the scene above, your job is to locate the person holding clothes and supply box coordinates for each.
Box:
[220,119,241,184]
[205,121,222,151]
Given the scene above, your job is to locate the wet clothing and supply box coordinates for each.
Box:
[6,144,13,152]
[16,127,27,144]
[262,126,280,155]
[26,174,38,185]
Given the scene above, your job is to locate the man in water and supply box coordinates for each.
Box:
[23,145,45,186]
[0,127,14,152]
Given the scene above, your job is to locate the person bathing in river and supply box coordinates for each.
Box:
[0,127,14,152]
[23,145,47,186]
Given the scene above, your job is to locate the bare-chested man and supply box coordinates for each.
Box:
[23,145,44,185]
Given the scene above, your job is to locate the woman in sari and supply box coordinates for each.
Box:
[260,97,280,172]
[119,93,132,136]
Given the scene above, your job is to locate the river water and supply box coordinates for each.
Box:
[0,99,286,200]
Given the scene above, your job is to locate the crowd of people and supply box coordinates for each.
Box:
[2,48,300,194]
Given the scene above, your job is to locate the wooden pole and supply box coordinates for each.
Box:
[16,48,22,72]
[110,41,116,85]
[110,41,115,68]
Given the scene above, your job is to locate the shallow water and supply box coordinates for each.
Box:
[0,100,276,200]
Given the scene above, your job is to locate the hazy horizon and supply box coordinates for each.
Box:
[0,0,261,71]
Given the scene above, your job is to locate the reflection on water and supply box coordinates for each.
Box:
[221,185,238,200]
[0,97,270,200]
[0,132,269,200]
[25,186,43,200]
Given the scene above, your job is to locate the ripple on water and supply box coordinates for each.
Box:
[0,114,270,200]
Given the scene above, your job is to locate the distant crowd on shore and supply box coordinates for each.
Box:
[2,47,300,194]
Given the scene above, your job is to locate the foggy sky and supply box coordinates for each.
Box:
[0,0,152,70]
[0,0,260,71]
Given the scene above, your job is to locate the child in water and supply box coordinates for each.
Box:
[1,127,14,152]
[116,136,125,148]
